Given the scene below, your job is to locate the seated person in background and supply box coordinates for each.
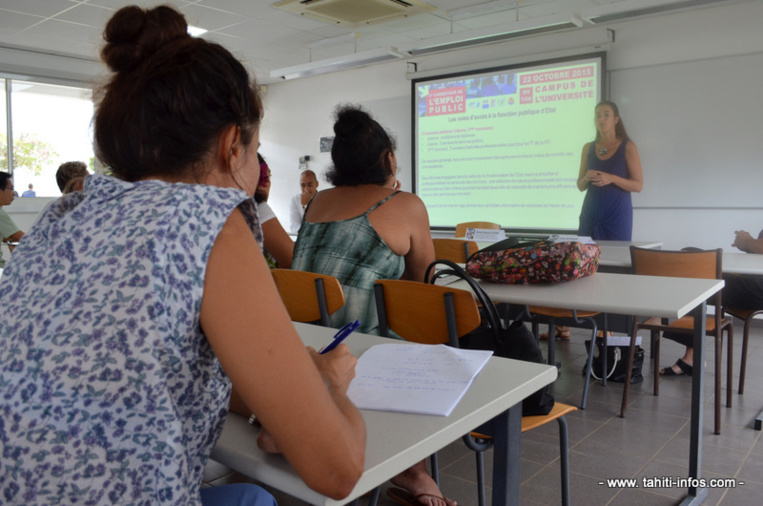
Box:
[0,172,24,268]
[255,153,294,268]
[21,183,36,197]
[289,169,319,233]
[0,5,365,505]
[661,228,763,376]
[292,105,448,506]
[56,160,90,194]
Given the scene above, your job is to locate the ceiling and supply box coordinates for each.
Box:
[0,1,732,85]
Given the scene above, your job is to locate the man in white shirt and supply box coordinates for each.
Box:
[288,170,319,234]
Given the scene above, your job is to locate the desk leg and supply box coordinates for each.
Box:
[681,302,709,505]
[491,405,522,506]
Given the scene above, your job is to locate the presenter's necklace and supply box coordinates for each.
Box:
[597,139,620,156]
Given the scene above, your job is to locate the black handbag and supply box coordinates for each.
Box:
[425,259,554,416]
[582,339,645,384]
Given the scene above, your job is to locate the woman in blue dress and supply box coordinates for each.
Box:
[547,102,644,341]
[577,101,644,240]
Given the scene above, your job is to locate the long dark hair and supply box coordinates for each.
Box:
[94,5,262,182]
[594,100,629,142]
[325,105,396,186]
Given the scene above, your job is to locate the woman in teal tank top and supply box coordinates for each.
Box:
[292,106,454,506]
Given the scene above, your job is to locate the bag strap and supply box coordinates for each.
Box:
[424,259,503,333]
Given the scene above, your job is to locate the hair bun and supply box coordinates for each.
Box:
[101,5,189,73]
[333,106,371,138]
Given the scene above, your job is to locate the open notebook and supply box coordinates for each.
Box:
[347,343,493,416]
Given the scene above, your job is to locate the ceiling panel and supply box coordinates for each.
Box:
[0,0,748,85]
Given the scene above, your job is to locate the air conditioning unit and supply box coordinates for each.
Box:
[272,0,436,26]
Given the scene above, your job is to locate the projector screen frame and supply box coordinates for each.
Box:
[411,51,607,235]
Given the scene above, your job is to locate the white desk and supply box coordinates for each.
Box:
[599,248,763,275]
[450,272,722,505]
[211,322,557,506]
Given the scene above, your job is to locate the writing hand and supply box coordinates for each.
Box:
[309,344,357,394]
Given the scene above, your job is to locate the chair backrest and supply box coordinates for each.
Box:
[271,269,345,326]
[374,279,481,346]
[433,238,479,263]
[630,246,724,322]
[629,246,722,280]
[454,221,501,238]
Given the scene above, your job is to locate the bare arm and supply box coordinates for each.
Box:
[576,143,592,191]
[261,218,294,268]
[732,230,763,254]
[3,230,24,251]
[401,196,436,282]
[201,210,365,499]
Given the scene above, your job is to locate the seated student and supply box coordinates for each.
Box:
[289,169,319,233]
[292,105,451,506]
[56,160,90,194]
[0,172,24,268]
[661,228,763,376]
[255,153,294,268]
[0,5,365,505]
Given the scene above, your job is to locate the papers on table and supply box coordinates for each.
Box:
[465,228,506,242]
[347,343,493,416]
[548,234,596,244]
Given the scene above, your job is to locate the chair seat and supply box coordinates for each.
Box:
[521,402,578,431]
[725,307,763,320]
[529,306,599,319]
[471,402,578,439]
[639,315,732,333]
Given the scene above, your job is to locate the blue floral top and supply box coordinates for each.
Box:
[0,175,261,505]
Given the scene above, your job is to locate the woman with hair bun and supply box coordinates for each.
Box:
[292,106,453,506]
[0,5,364,506]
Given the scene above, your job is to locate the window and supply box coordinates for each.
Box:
[1,80,7,173]
[9,80,94,197]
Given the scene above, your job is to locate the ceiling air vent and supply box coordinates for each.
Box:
[273,0,435,26]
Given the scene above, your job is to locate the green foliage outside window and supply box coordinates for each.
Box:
[0,133,59,176]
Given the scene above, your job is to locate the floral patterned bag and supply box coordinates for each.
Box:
[465,238,601,284]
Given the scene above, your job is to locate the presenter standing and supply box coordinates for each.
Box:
[544,102,643,341]
[577,100,643,240]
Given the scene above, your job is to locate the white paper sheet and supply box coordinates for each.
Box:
[347,343,493,416]
[547,234,596,244]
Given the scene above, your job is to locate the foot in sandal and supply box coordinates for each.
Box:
[539,326,570,340]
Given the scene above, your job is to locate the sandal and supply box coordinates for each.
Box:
[539,326,570,341]
[660,358,693,377]
[386,487,457,506]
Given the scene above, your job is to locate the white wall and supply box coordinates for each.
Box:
[261,0,763,251]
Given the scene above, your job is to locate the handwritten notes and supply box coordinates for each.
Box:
[347,343,493,416]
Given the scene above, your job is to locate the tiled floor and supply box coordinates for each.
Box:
[204,321,763,505]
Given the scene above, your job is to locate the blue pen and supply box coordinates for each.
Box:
[320,320,360,354]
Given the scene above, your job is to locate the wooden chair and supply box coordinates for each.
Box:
[271,269,345,326]
[454,221,501,238]
[433,238,479,263]
[374,279,575,506]
[723,306,763,394]
[621,247,733,435]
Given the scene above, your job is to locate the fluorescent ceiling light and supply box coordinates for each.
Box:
[403,12,583,56]
[582,0,732,24]
[271,46,409,80]
[187,25,207,37]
